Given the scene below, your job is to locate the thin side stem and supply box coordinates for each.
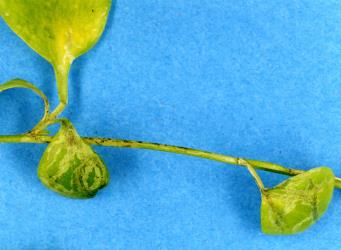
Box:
[1,134,341,189]
[238,159,265,192]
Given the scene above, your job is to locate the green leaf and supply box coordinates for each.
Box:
[1,1,111,103]
[1,0,111,69]
[261,167,335,235]
[38,119,109,199]
[0,79,49,123]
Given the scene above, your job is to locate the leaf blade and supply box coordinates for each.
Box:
[261,167,334,235]
[1,0,111,69]
[38,119,110,199]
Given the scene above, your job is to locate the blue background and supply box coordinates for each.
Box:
[1,0,341,249]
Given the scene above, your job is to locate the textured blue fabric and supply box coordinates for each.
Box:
[1,0,341,249]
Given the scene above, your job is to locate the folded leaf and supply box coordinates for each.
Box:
[38,119,109,198]
[261,167,335,235]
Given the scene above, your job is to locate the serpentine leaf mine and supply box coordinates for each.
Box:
[38,119,110,198]
[261,167,335,234]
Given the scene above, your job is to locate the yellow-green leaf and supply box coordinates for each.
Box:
[1,0,111,70]
[38,119,110,199]
[1,0,111,104]
[261,167,334,235]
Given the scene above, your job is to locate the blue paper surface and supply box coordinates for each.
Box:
[1,0,341,249]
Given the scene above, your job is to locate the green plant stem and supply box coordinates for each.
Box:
[1,134,341,189]
[30,66,69,134]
